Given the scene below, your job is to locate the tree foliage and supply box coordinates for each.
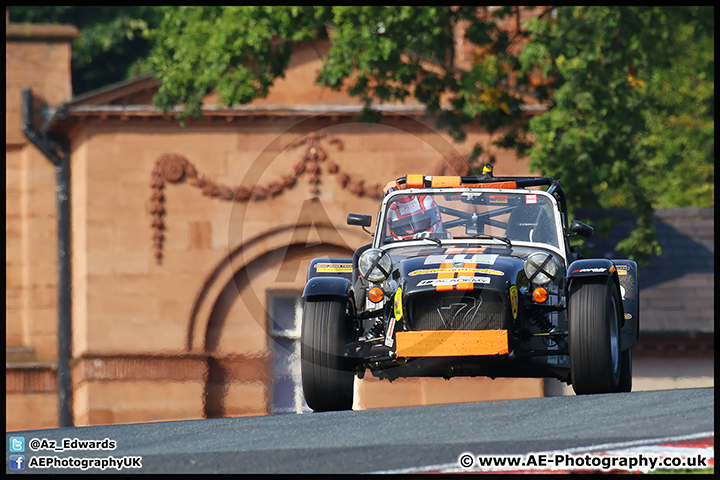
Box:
[142,6,716,265]
[315,6,532,152]
[519,6,714,263]
[11,6,713,265]
[144,7,334,119]
[637,11,714,210]
[144,5,532,159]
[7,6,165,95]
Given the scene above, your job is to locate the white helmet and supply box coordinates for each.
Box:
[387,195,444,240]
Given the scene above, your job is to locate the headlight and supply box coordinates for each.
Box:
[524,252,559,285]
[358,248,392,283]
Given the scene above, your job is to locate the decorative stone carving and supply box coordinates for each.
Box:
[149,132,469,264]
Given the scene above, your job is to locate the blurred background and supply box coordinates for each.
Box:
[6,7,713,431]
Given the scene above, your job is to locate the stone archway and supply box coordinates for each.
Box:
[200,241,355,418]
[184,222,369,353]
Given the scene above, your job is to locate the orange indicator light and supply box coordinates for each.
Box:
[368,287,384,303]
[533,287,548,303]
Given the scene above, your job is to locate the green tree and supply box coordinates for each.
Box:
[7,6,165,95]
[144,6,713,265]
[519,6,714,263]
[637,12,714,210]
[143,6,532,159]
[16,6,711,265]
[144,6,335,120]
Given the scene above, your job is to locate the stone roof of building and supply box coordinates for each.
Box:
[6,23,79,41]
[575,207,714,336]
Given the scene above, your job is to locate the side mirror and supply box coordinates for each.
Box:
[347,213,373,236]
[569,220,594,239]
[347,214,372,227]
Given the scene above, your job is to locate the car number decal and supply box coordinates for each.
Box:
[445,247,487,254]
[410,260,499,291]
[424,254,498,265]
[454,262,479,291]
[434,262,456,291]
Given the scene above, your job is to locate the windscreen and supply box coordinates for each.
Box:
[381,191,559,248]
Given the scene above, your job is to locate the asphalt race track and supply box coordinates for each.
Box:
[6,387,714,474]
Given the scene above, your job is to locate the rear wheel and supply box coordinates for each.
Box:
[300,297,355,411]
[569,277,622,394]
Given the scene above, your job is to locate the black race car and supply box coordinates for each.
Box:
[300,172,639,411]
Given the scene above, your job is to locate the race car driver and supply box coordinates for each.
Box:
[387,194,445,240]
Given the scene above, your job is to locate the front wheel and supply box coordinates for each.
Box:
[568,277,623,394]
[300,297,355,411]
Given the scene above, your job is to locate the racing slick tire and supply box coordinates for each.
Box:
[568,277,623,394]
[301,297,354,411]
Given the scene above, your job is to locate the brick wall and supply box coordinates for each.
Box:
[575,207,714,335]
[7,22,542,429]
[6,25,76,357]
[5,22,77,431]
[6,364,59,431]
[6,24,77,144]
[60,115,533,423]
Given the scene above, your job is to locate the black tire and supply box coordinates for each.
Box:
[617,348,633,393]
[300,297,354,411]
[568,277,622,394]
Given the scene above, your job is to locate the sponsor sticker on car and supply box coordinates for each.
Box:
[385,318,396,348]
[409,268,504,277]
[315,263,352,273]
[489,194,508,204]
[394,287,403,320]
[572,267,607,273]
[509,285,519,319]
[417,277,491,287]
